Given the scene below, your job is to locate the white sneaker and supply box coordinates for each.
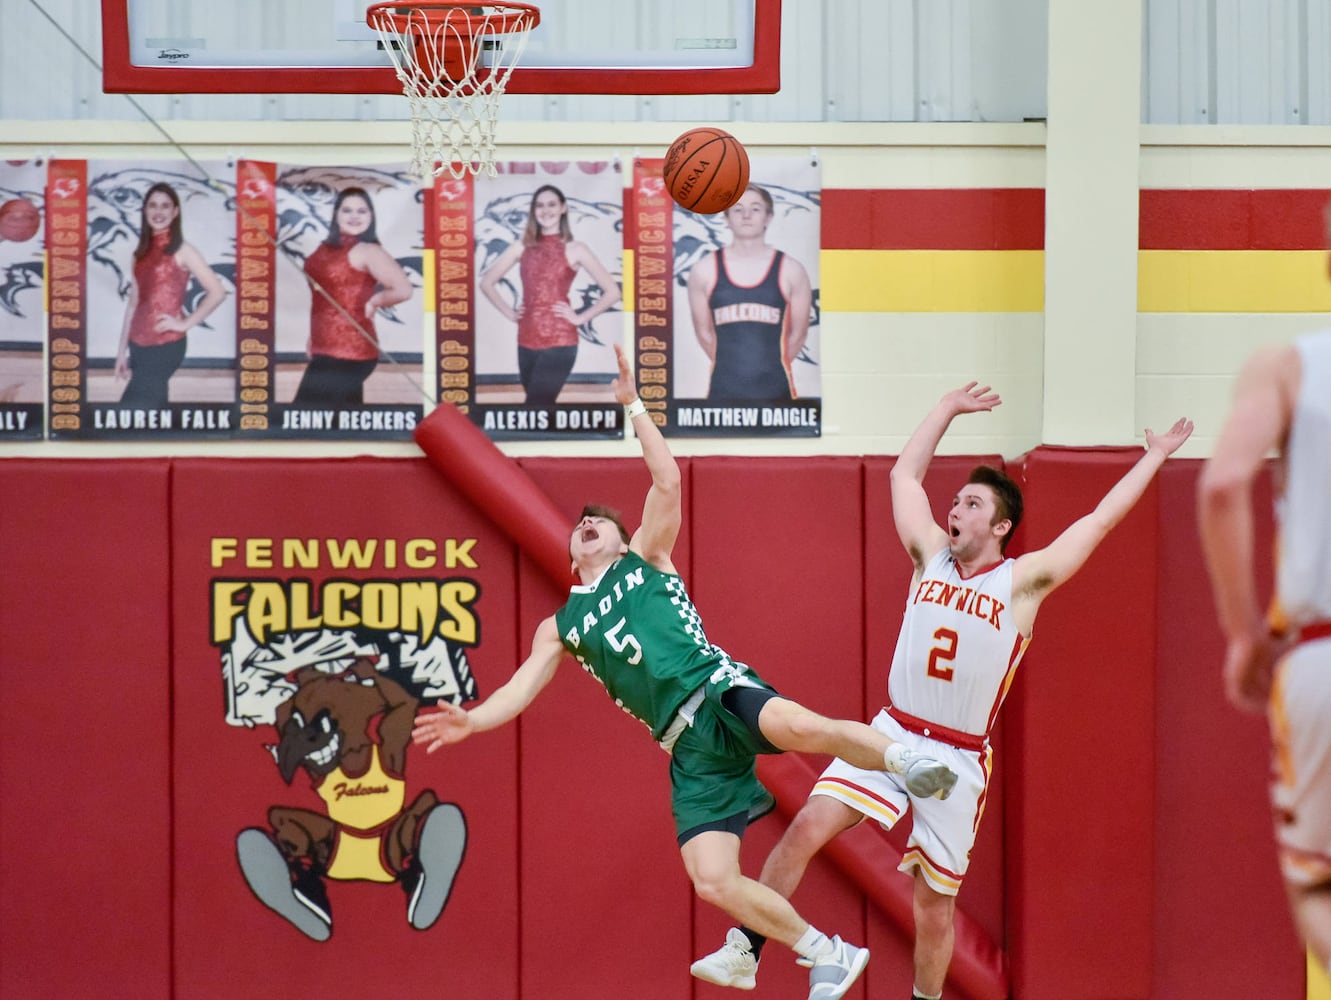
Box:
[690,927,758,990]
[887,746,959,800]
[807,935,870,999]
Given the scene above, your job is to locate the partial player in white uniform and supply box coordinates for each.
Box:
[1200,327,1331,971]
[693,382,1192,1000]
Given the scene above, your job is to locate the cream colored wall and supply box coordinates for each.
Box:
[1044,0,1141,447]
[796,125,1046,460]
[1138,127,1331,456]
[3,119,1328,463]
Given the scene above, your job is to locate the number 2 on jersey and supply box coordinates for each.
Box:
[927,627,958,681]
[606,617,643,664]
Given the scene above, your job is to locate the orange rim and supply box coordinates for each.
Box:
[366,2,541,38]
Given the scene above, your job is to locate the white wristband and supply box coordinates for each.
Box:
[626,398,647,418]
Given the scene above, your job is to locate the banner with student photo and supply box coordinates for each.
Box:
[632,156,822,438]
[248,162,425,440]
[48,159,236,440]
[465,161,625,441]
[0,159,45,439]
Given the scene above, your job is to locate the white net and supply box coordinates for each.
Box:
[367,3,540,180]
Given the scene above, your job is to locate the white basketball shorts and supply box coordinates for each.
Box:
[1270,634,1331,888]
[811,708,992,897]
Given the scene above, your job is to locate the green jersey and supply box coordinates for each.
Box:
[555,551,734,741]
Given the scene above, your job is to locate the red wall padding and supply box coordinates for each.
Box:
[1004,448,1160,1000]
[0,460,172,1000]
[0,452,1309,999]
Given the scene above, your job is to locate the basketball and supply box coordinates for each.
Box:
[0,198,40,243]
[662,127,750,215]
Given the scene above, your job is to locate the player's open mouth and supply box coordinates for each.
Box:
[950,527,960,538]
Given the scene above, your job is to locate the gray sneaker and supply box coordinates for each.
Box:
[405,803,467,931]
[690,927,758,990]
[236,829,332,942]
[807,935,870,999]
[900,750,958,800]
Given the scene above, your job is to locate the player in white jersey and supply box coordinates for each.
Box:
[1199,327,1331,971]
[693,382,1192,999]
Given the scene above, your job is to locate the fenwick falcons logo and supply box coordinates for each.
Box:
[211,533,482,941]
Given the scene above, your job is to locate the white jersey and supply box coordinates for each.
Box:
[885,547,1029,740]
[1275,330,1331,630]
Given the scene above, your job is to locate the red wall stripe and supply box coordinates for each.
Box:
[822,189,1046,250]
[1139,189,1329,249]
[820,188,1327,252]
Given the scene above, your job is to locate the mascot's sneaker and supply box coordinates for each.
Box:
[807,935,869,1000]
[236,829,332,942]
[885,745,959,800]
[691,927,759,990]
[405,803,467,931]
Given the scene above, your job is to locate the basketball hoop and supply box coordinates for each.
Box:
[367,2,541,180]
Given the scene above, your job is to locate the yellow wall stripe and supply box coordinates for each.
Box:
[1309,948,1330,1000]
[1138,250,1331,313]
[821,250,1045,313]
[468,247,1330,317]
[625,248,1042,313]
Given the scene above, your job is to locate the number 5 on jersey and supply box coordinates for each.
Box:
[606,617,643,664]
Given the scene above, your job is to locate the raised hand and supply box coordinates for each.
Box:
[944,381,1002,415]
[610,343,638,406]
[410,700,474,754]
[1145,417,1194,457]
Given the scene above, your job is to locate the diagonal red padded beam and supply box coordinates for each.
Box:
[757,755,1010,1000]
[414,403,574,588]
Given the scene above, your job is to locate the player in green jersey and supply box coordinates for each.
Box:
[412,344,958,1000]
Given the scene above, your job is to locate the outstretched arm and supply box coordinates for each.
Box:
[411,615,565,752]
[614,343,682,570]
[1013,417,1194,622]
[1198,344,1298,711]
[891,382,1002,570]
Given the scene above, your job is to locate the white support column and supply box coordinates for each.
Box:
[1043,0,1144,444]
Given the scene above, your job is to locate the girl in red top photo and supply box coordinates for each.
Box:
[479,184,622,406]
[293,187,413,406]
[114,182,227,407]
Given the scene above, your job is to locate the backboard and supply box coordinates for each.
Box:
[101,0,781,95]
